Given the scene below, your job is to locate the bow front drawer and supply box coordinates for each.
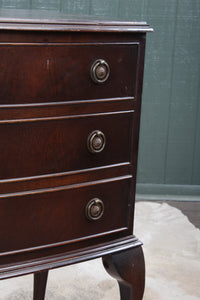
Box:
[0,43,138,104]
[0,177,131,255]
[0,112,133,180]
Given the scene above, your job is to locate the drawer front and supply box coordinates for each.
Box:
[0,44,138,104]
[0,112,133,180]
[0,178,131,254]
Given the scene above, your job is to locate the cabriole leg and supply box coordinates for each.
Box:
[102,246,145,300]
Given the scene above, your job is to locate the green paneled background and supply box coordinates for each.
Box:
[0,0,199,199]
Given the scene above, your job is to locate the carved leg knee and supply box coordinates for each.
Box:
[102,246,145,300]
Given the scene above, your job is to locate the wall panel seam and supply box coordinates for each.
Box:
[163,0,179,184]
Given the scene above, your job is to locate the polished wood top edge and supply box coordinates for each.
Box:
[0,42,139,46]
[0,17,148,27]
[0,174,132,199]
[0,9,153,32]
[0,23,153,33]
[0,236,141,279]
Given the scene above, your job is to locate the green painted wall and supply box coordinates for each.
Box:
[0,1,199,198]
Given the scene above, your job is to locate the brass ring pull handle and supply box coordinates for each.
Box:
[90,59,110,83]
[87,130,106,154]
[86,198,104,221]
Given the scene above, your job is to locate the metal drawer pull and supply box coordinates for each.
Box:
[87,130,106,154]
[86,198,104,221]
[90,59,110,83]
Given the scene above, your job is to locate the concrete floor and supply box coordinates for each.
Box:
[0,202,200,299]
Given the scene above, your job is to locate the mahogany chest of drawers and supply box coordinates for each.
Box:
[0,10,152,300]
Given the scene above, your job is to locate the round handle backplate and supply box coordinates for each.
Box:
[90,59,110,84]
[87,130,106,154]
[86,198,104,221]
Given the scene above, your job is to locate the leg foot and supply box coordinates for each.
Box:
[102,246,145,300]
[33,270,49,300]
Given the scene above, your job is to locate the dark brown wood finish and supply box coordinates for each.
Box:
[0,11,152,300]
[103,245,145,300]
[0,177,131,254]
[33,270,48,300]
[0,43,138,104]
[0,112,133,179]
